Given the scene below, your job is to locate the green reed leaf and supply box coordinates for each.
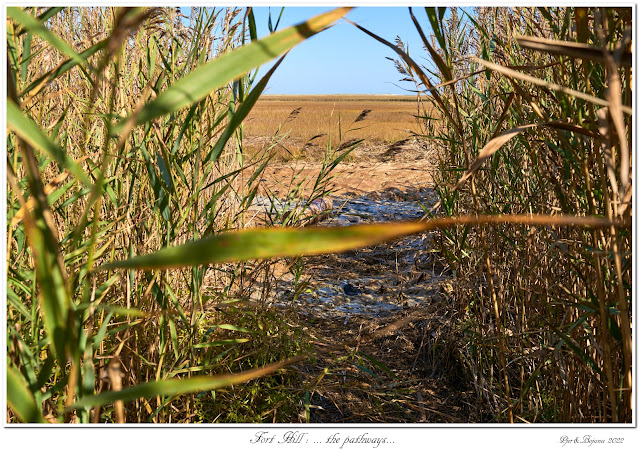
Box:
[7,101,92,188]
[20,38,107,97]
[425,7,448,58]
[100,222,427,270]
[554,330,603,376]
[410,8,452,82]
[113,7,352,135]
[205,54,286,164]
[8,7,85,68]
[7,364,45,423]
[67,355,305,410]
[99,215,619,272]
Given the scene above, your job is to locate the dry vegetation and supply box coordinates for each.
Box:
[5,6,358,424]
[243,94,427,160]
[385,7,632,422]
[6,6,633,425]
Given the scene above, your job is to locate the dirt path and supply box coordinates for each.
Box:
[258,139,435,198]
[255,141,478,422]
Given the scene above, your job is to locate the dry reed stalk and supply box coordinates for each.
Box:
[6,6,352,423]
[382,6,632,422]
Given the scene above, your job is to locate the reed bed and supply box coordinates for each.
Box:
[6,6,355,423]
[6,6,631,425]
[377,7,633,422]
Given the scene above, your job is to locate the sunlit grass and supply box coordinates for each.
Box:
[243,95,431,159]
[378,6,632,423]
[6,6,631,425]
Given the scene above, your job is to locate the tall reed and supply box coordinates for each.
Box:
[382,7,632,422]
[7,6,629,424]
[6,6,352,423]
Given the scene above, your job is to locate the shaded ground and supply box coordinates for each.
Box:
[251,140,478,422]
[302,310,477,423]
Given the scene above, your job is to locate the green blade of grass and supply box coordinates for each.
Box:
[7,288,32,321]
[112,7,352,135]
[425,7,448,58]
[554,330,603,377]
[94,305,148,318]
[207,324,255,334]
[67,354,305,410]
[192,339,251,348]
[35,7,64,24]
[20,39,107,97]
[410,7,452,81]
[7,7,85,68]
[246,7,258,41]
[205,54,286,164]
[99,222,429,270]
[352,362,379,380]
[7,101,93,188]
[30,228,71,363]
[14,7,64,37]
[98,215,620,272]
[20,30,32,85]
[7,364,45,423]
[9,134,73,364]
[358,352,398,379]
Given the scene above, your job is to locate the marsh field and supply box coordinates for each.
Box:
[244,94,423,157]
[5,7,633,425]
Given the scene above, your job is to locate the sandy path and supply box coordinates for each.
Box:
[258,140,435,198]
[250,140,477,423]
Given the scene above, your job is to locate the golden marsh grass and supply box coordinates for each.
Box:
[243,94,432,159]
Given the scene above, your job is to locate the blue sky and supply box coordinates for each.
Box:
[251,7,435,95]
